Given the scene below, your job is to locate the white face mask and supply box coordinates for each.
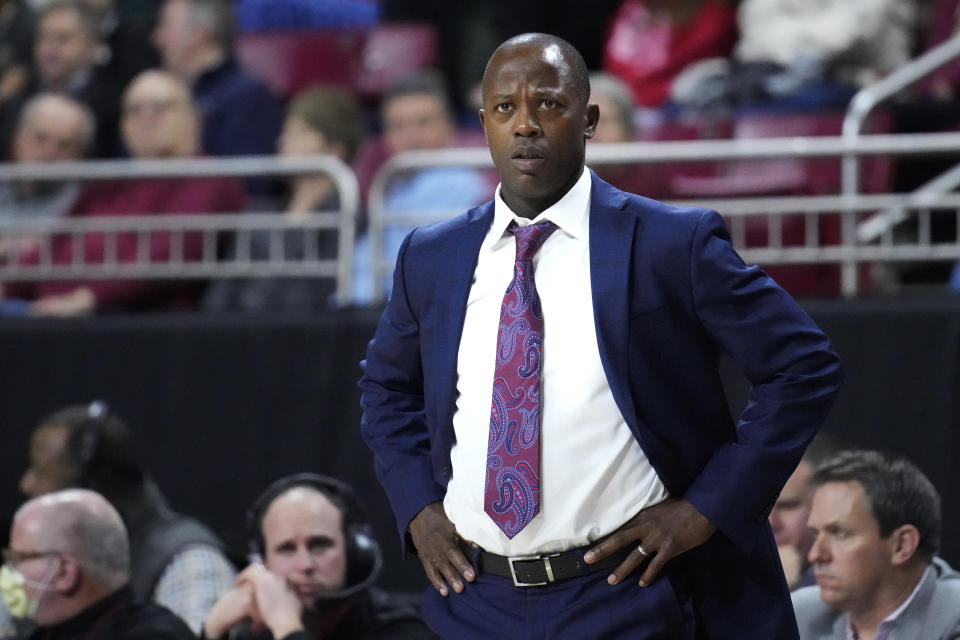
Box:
[0,559,60,619]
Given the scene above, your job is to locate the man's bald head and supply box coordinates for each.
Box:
[14,488,130,589]
[121,69,200,158]
[482,33,591,107]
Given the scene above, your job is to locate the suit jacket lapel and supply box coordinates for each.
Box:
[588,173,639,432]
[434,202,494,433]
[895,567,936,639]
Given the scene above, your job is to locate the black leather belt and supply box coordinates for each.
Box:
[463,541,633,587]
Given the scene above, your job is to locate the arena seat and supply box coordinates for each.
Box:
[667,110,891,297]
[355,23,439,100]
[669,110,891,197]
[236,28,366,99]
[593,115,733,201]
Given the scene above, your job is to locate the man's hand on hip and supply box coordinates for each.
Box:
[583,498,716,587]
[409,501,476,596]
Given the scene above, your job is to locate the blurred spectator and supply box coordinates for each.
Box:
[234,0,378,31]
[587,71,652,194]
[769,433,838,591]
[80,0,160,89]
[204,85,364,312]
[153,0,282,160]
[14,402,236,633]
[352,70,489,305]
[1,489,196,639]
[202,474,434,639]
[0,70,245,316]
[381,0,620,111]
[0,0,36,104]
[0,94,93,266]
[674,0,915,113]
[736,0,914,91]
[793,450,960,640]
[0,0,124,158]
[589,73,637,145]
[602,0,738,109]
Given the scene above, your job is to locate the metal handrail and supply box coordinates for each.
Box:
[839,32,960,293]
[843,33,960,195]
[0,155,360,306]
[0,213,341,280]
[366,135,960,299]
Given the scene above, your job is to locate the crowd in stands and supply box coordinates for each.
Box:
[1,401,958,638]
[1,0,960,315]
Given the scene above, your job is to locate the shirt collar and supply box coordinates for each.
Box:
[488,166,592,250]
[845,566,930,640]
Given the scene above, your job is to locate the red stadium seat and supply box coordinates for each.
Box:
[667,110,891,297]
[356,23,439,100]
[236,29,366,99]
[594,115,733,200]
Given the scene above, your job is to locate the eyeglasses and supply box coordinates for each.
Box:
[1,548,61,566]
[121,99,187,118]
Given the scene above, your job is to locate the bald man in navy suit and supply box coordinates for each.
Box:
[360,32,842,639]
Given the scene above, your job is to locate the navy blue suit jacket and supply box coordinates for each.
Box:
[359,172,842,638]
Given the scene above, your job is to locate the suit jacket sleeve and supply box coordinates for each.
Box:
[681,210,843,552]
[359,230,446,551]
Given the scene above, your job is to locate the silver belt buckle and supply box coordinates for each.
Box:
[508,554,558,587]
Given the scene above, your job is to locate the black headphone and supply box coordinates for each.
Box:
[43,400,145,496]
[245,473,383,603]
[72,400,112,487]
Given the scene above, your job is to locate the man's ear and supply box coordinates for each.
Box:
[889,524,921,566]
[478,108,488,142]
[52,555,82,595]
[584,103,599,140]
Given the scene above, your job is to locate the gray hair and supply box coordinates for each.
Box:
[184,0,235,51]
[16,489,130,589]
[589,72,636,140]
[17,93,97,153]
[382,69,454,123]
[38,0,103,43]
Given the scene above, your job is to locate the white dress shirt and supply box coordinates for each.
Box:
[443,168,668,556]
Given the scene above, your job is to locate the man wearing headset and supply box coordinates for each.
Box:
[15,402,235,633]
[202,474,434,640]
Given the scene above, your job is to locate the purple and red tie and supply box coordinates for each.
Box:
[484,220,558,539]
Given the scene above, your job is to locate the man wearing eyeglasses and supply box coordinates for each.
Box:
[0,488,196,639]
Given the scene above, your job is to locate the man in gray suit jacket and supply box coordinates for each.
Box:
[792,450,960,640]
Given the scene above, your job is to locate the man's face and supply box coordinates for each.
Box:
[382,94,454,155]
[34,8,98,89]
[807,481,896,614]
[20,425,76,499]
[278,115,334,157]
[262,488,348,610]
[479,43,597,216]
[120,73,197,158]
[769,461,816,553]
[13,99,87,163]
[152,0,201,77]
[7,509,63,625]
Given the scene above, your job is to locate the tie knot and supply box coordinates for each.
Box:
[511,220,558,262]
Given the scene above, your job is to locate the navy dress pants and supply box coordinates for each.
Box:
[422,550,696,640]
